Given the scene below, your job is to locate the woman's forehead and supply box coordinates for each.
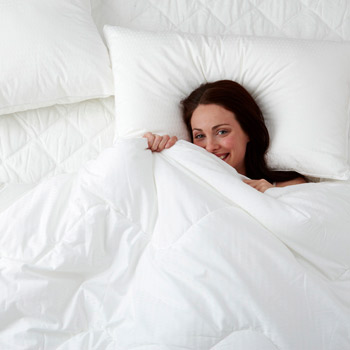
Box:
[191,104,236,127]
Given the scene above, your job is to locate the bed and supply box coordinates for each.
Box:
[0,1,350,349]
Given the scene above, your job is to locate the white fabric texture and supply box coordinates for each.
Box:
[92,0,350,42]
[0,139,349,349]
[2,0,350,184]
[0,98,115,183]
[104,26,350,180]
[1,2,349,348]
[0,183,35,212]
[0,0,114,116]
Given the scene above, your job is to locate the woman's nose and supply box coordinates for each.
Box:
[205,138,219,152]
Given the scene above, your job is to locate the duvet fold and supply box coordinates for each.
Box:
[0,139,349,350]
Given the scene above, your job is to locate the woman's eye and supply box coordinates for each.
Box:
[218,129,228,135]
[194,134,204,139]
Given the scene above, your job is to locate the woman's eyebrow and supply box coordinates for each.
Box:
[212,124,230,130]
[192,124,231,132]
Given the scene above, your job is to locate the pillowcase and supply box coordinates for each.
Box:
[0,0,113,115]
[104,26,350,180]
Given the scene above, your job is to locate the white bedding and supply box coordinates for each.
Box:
[1,1,350,348]
[2,0,350,184]
[0,97,114,183]
[1,139,349,349]
[0,183,36,213]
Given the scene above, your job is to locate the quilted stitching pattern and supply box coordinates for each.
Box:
[2,0,350,184]
[92,0,350,41]
[0,98,114,183]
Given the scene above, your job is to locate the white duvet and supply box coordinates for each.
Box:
[0,139,349,350]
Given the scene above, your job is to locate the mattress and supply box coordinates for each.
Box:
[1,0,350,184]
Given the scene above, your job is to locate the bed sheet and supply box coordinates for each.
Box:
[0,139,349,349]
[1,0,350,185]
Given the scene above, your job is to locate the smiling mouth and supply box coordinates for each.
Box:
[216,153,229,161]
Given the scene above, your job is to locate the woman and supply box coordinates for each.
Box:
[144,80,306,193]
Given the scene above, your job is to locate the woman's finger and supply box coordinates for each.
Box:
[143,133,177,152]
[243,179,273,193]
[151,134,162,151]
[158,135,170,151]
[143,132,155,149]
[165,136,178,149]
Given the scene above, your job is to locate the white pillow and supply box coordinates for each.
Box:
[0,0,114,115]
[104,26,350,180]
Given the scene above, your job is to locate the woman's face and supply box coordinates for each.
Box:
[191,104,250,175]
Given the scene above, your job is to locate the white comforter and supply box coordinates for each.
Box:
[0,139,349,350]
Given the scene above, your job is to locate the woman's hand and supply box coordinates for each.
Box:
[143,132,178,152]
[243,179,274,193]
[244,176,306,193]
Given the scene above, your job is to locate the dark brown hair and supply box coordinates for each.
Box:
[181,80,303,183]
